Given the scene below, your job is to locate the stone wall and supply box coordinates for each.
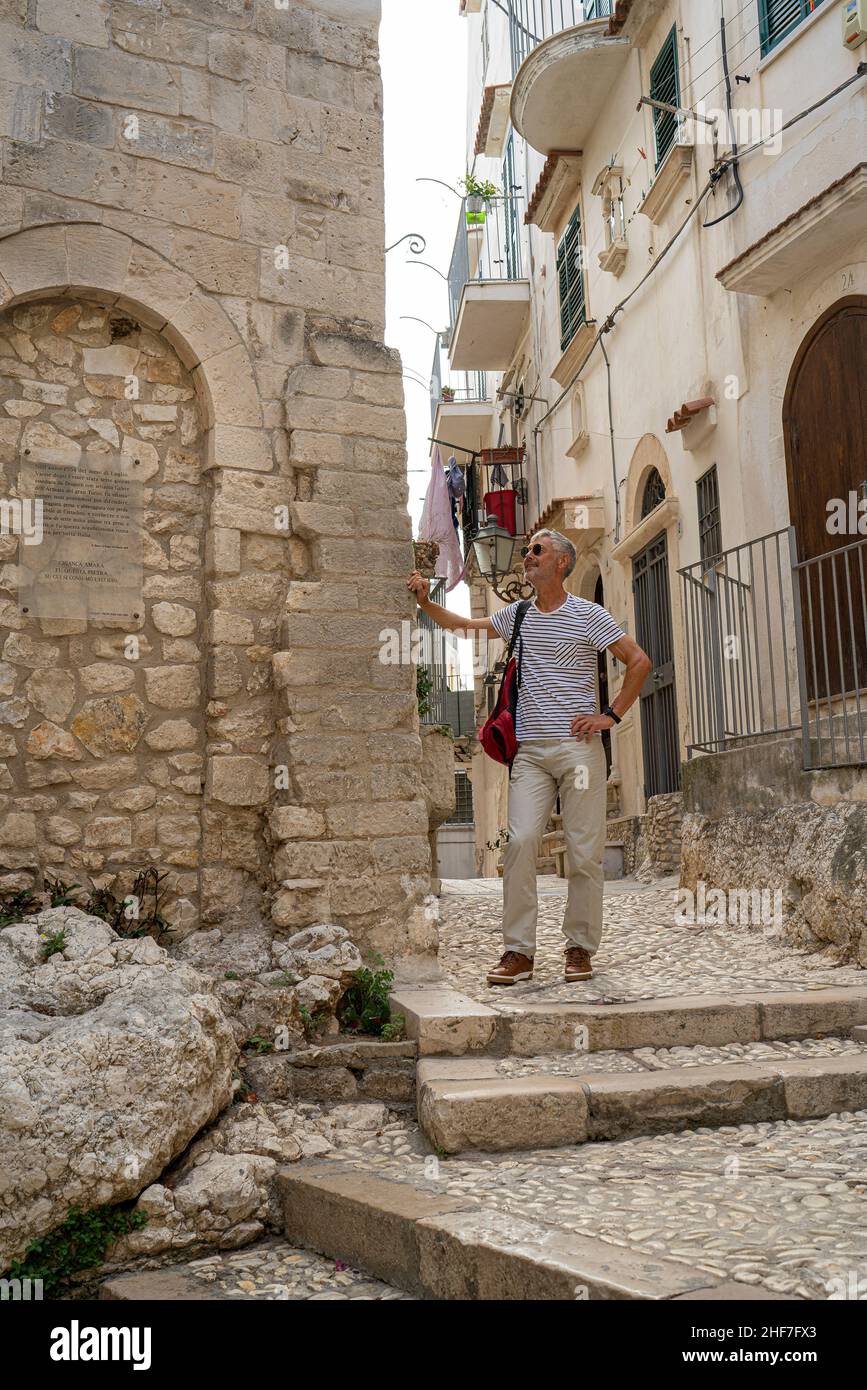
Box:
[607,792,683,881]
[0,0,433,965]
[0,297,213,931]
[681,737,867,965]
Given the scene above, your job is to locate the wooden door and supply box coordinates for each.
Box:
[783,298,867,701]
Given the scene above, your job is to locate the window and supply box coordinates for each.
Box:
[697,465,722,567]
[641,467,666,518]
[649,25,680,169]
[446,770,474,825]
[556,205,587,351]
[502,132,522,280]
[759,0,826,57]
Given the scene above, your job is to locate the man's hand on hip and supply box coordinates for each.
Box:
[571,713,615,741]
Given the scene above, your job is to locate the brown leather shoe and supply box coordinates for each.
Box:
[487,951,534,986]
[564,947,593,980]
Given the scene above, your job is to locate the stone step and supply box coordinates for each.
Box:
[275,1163,790,1301]
[417,1049,867,1154]
[540,830,564,852]
[100,1235,413,1301]
[390,984,867,1057]
[241,1038,417,1104]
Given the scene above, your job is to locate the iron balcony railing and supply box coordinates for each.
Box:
[680,528,867,771]
[508,0,613,76]
[792,534,867,770]
[447,195,526,336]
[417,581,477,737]
[429,337,488,429]
[680,529,800,757]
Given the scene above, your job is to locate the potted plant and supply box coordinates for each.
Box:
[441,385,455,402]
[413,539,440,577]
[460,174,500,226]
[486,828,510,877]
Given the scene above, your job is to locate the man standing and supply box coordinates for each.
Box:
[408,528,651,986]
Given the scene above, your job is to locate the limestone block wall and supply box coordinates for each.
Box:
[0,297,213,930]
[0,0,432,963]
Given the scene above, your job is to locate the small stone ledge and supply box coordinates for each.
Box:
[243,1039,419,1104]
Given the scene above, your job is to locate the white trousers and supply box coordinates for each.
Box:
[501,737,607,958]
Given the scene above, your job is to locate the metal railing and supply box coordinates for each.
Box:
[447,195,525,335]
[508,0,613,76]
[680,528,867,770]
[429,339,488,428]
[679,529,800,756]
[417,581,478,737]
[793,535,867,769]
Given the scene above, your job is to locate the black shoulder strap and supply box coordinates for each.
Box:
[508,599,532,688]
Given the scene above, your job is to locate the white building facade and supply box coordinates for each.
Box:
[433,0,867,900]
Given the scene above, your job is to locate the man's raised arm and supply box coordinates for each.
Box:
[406,571,497,638]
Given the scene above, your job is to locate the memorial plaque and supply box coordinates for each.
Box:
[17,453,143,621]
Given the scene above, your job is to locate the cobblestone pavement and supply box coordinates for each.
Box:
[180,1238,413,1300]
[493,1036,867,1077]
[320,1109,867,1299]
[438,878,866,1004]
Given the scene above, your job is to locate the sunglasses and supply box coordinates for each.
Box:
[520,543,544,558]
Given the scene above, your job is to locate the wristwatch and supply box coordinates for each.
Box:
[602,705,621,725]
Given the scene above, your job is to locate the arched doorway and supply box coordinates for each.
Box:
[783,297,867,700]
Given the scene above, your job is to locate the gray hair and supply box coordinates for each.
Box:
[532,528,577,577]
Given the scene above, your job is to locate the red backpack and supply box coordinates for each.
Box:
[479,600,532,771]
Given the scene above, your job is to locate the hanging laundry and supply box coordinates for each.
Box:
[446,455,465,499]
[418,447,465,591]
[490,462,511,488]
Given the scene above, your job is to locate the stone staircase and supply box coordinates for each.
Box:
[102,984,867,1302]
[539,811,625,879]
[263,985,867,1300]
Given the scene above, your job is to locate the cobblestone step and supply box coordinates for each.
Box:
[417,1050,867,1153]
[275,1163,791,1300]
[390,984,867,1056]
[101,1236,413,1301]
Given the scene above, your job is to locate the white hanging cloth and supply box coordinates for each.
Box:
[418,447,465,592]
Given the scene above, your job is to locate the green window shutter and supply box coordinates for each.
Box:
[649,25,680,170]
[759,0,826,56]
[556,205,586,352]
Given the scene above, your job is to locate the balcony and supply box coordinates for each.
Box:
[508,1,631,156]
[447,196,531,372]
[460,447,529,574]
[429,335,493,454]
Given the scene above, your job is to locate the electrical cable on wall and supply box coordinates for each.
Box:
[529,66,867,471]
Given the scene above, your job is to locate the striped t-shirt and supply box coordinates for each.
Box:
[490,594,624,739]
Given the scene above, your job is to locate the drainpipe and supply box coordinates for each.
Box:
[599,332,622,544]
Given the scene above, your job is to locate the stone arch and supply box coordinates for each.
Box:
[571,547,604,602]
[0,223,283,938]
[623,433,674,535]
[0,223,266,449]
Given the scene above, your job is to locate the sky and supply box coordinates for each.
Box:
[379,0,472,633]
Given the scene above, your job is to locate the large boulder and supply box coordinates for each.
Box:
[106,1098,392,1263]
[0,906,238,1271]
[173,921,363,1046]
